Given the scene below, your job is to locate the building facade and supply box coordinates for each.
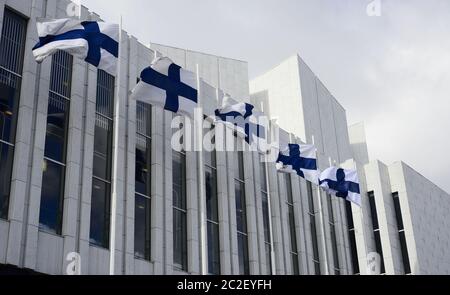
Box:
[0,0,448,275]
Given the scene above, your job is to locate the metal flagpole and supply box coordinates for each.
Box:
[264,156,276,275]
[311,135,329,275]
[109,15,123,276]
[195,64,208,275]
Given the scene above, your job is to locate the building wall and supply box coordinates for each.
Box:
[0,0,353,275]
[388,162,450,275]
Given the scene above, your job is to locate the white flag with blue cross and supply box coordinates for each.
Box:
[131,57,198,118]
[276,142,319,184]
[32,18,119,75]
[319,167,361,206]
[215,95,268,151]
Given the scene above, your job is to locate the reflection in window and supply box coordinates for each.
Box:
[307,182,321,274]
[135,102,151,260]
[0,8,27,220]
[39,51,73,234]
[204,125,220,274]
[173,120,187,271]
[392,192,411,274]
[368,191,385,274]
[90,70,114,248]
[285,175,299,275]
[326,195,340,275]
[260,155,272,274]
[345,201,360,274]
[235,148,249,275]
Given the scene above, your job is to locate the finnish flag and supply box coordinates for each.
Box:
[215,95,267,150]
[131,57,198,117]
[32,18,119,74]
[319,167,361,206]
[276,142,319,184]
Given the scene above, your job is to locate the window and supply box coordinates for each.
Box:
[39,51,73,235]
[204,126,220,275]
[235,148,249,275]
[260,155,272,275]
[307,182,320,274]
[368,191,385,274]
[285,174,299,275]
[0,8,27,220]
[345,201,360,274]
[326,195,340,275]
[90,70,115,248]
[173,147,187,271]
[134,102,151,260]
[392,192,411,274]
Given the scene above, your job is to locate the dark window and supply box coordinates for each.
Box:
[39,51,73,235]
[286,175,299,275]
[204,127,220,275]
[368,191,385,274]
[260,156,272,274]
[134,194,151,260]
[90,70,114,248]
[345,201,360,274]
[173,145,187,271]
[307,181,320,274]
[327,195,340,275]
[0,8,27,220]
[392,192,411,274]
[235,150,249,275]
[134,102,151,260]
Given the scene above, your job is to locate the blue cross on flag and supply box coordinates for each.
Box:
[276,143,319,184]
[215,96,268,151]
[33,18,119,75]
[319,167,361,206]
[131,57,198,118]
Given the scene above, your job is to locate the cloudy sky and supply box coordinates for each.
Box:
[81,0,450,193]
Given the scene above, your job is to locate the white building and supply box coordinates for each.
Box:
[0,0,448,275]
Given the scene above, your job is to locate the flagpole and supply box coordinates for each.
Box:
[311,135,329,275]
[196,64,208,275]
[109,15,123,276]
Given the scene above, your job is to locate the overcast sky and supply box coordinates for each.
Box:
[81,0,450,193]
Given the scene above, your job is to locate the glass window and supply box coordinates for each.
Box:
[173,130,187,271]
[285,175,299,275]
[327,196,340,275]
[345,201,360,274]
[173,206,187,271]
[393,192,411,274]
[44,92,70,162]
[90,70,115,248]
[307,181,321,275]
[237,232,249,275]
[93,114,113,181]
[39,51,73,235]
[89,177,111,247]
[204,134,220,275]
[134,101,152,260]
[172,151,186,211]
[0,143,14,219]
[235,150,249,275]
[368,191,385,273]
[0,8,27,220]
[134,194,151,260]
[207,221,220,275]
[39,159,65,234]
